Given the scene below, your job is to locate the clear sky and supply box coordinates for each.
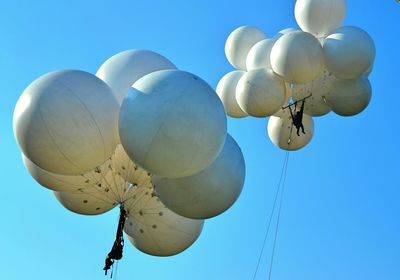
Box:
[1,0,399,279]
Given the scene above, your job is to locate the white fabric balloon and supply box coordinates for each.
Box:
[268,109,314,151]
[225,26,267,70]
[13,70,119,175]
[54,190,117,216]
[291,68,335,116]
[236,69,286,117]
[119,70,227,178]
[323,26,375,80]
[270,31,324,84]
[153,134,245,219]
[22,154,110,192]
[246,38,276,71]
[111,144,153,187]
[96,49,177,105]
[324,77,372,116]
[295,0,346,37]
[216,71,248,118]
[124,186,204,256]
[53,169,135,215]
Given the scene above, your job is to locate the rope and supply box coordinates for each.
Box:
[252,152,290,280]
[267,152,290,280]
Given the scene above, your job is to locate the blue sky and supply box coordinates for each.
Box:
[1,0,399,279]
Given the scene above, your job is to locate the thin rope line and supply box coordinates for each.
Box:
[252,152,289,280]
[267,152,290,280]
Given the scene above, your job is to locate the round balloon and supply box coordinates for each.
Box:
[216,71,248,118]
[119,70,227,178]
[153,134,245,219]
[246,38,276,71]
[267,109,314,151]
[13,70,119,175]
[325,77,372,116]
[225,26,267,70]
[291,68,336,116]
[124,186,204,256]
[323,26,375,80]
[111,144,153,187]
[295,0,346,37]
[270,31,324,84]
[96,49,177,105]
[236,69,286,117]
[54,190,117,215]
[22,154,110,192]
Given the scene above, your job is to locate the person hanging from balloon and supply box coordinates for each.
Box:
[103,205,127,275]
[289,100,306,136]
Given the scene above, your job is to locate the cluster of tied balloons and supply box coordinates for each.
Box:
[13,49,246,256]
[217,0,375,151]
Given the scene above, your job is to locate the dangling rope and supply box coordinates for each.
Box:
[252,151,290,280]
[267,152,290,280]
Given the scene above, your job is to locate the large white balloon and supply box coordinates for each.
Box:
[323,26,375,80]
[225,26,267,70]
[111,144,153,187]
[13,70,119,175]
[96,49,177,105]
[295,0,346,37]
[236,69,286,117]
[52,170,129,215]
[124,186,204,256]
[119,70,227,178]
[22,154,110,192]
[325,77,372,116]
[268,109,314,151]
[54,189,117,216]
[216,71,248,118]
[291,68,336,116]
[153,134,245,219]
[246,38,276,71]
[270,31,324,84]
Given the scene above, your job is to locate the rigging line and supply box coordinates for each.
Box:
[267,151,290,280]
[252,152,289,280]
[113,260,119,280]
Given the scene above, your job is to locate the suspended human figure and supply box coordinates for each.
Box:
[288,99,306,136]
[103,205,127,275]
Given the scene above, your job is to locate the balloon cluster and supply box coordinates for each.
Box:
[217,0,375,151]
[13,49,246,256]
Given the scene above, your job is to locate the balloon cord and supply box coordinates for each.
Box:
[252,151,290,280]
[267,152,289,280]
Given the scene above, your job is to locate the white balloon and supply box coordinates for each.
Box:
[13,70,119,175]
[323,26,375,79]
[124,186,204,256]
[153,134,245,219]
[291,68,336,116]
[325,77,372,116]
[270,31,324,84]
[54,189,117,216]
[236,69,286,117]
[111,144,153,187]
[225,26,267,70]
[276,27,299,37]
[295,0,346,37]
[22,154,110,192]
[216,71,248,118]
[246,38,276,71]
[119,70,227,178]
[268,109,314,151]
[96,49,177,105]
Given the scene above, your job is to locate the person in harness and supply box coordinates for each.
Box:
[288,99,306,136]
[103,204,127,275]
